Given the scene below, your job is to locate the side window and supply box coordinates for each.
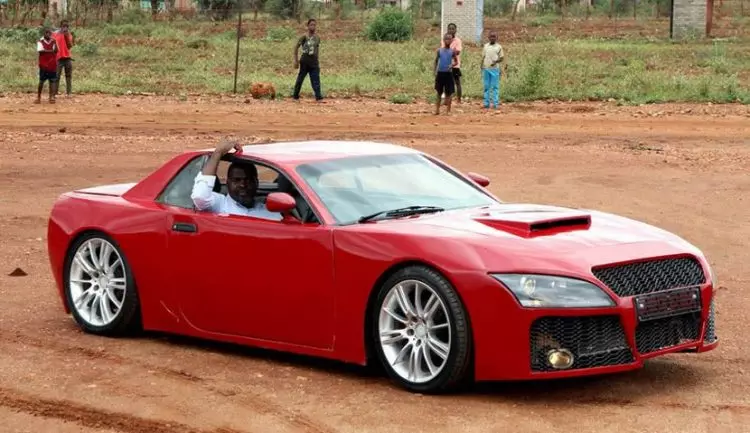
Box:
[157,155,207,209]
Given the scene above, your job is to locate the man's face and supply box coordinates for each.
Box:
[489,32,497,43]
[43,30,51,40]
[443,34,452,47]
[448,24,456,36]
[227,166,257,208]
[61,23,69,33]
[308,21,316,33]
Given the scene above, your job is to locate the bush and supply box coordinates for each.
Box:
[365,8,414,42]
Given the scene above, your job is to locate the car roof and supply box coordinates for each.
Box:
[198,140,421,165]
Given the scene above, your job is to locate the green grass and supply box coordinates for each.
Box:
[1,22,749,104]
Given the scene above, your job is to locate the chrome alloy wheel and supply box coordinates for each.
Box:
[68,238,127,327]
[378,279,452,384]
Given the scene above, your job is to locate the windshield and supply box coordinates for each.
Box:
[295,153,499,224]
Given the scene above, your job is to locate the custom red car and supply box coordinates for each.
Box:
[47,140,719,393]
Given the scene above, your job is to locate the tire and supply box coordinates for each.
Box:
[63,231,141,336]
[371,265,472,393]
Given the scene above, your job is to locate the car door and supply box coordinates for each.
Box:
[155,154,336,350]
[167,210,336,350]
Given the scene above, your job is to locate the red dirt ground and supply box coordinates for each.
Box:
[0,94,748,433]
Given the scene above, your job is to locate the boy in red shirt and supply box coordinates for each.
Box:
[36,28,58,104]
[53,20,74,97]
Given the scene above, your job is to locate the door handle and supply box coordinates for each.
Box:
[172,222,197,233]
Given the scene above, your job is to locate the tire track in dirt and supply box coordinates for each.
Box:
[0,332,338,433]
[0,386,242,433]
[569,397,750,414]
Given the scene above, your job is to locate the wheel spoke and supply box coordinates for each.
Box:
[408,344,420,381]
[86,240,102,272]
[414,283,424,317]
[430,322,449,331]
[99,293,112,323]
[74,252,97,275]
[105,287,123,310]
[421,343,438,376]
[428,336,449,360]
[74,289,94,309]
[70,277,92,285]
[380,329,406,345]
[392,342,412,366]
[423,294,441,321]
[99,242,112,271]
[383,307,407,325]
[107,277,126,291]
[395,285,416,318]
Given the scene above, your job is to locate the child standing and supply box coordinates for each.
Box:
[481,30,504,109]
[433,33,457,115]
[36,28,58,104]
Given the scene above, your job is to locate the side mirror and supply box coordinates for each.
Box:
[467,172,490,187]
[266,192,297,213]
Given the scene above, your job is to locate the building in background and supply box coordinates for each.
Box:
[441,0,483,44]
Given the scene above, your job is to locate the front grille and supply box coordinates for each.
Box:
[592,257,705,298]
[635,312,701,354]
[530,316,635,372]
[635,286,702,322]
[704,299,717,343]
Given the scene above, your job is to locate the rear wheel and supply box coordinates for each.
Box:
[63,232,140,335]
[372,265,472,393]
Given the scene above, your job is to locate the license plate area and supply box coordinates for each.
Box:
[635,286,702,322]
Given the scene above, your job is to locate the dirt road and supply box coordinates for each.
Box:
[1,94,748,433]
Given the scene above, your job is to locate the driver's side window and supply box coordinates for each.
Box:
[157,155,207,209]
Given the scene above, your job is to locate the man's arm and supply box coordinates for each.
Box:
[293,36,303,67]
[190,140,242,211]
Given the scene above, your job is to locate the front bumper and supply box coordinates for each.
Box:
[466,262,718,381]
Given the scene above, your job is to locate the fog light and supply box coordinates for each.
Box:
[547,349,574,369]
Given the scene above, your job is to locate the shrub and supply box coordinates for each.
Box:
[365,8,414,42]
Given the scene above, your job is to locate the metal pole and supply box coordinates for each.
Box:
[233,1,243,94]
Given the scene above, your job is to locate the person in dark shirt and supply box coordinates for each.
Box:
[292,19,323,102]
[433,33,457,115]
[36,28,58,104]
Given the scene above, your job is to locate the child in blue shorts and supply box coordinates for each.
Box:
[433,33,458,115]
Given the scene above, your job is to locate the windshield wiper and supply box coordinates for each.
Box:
[358,206,444,223]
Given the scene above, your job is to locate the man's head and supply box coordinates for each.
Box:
[60,20,69,33]
[307,19,316,34]
[226,162,258,208]
[488,30,497,44]
[447,23,457,37]
[442,32,453,48]
[43,28,52,40]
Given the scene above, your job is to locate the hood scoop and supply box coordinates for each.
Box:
[473,210,592,238]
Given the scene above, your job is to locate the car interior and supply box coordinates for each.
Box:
[157,154,318,224]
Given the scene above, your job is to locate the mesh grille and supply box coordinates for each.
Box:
[704,299,717,344]
[635,313,701,354]
[592,257,705,298]
[530,316,635,372]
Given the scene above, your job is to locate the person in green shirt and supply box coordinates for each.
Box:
[292,19,323,102]
[481,30,504,109]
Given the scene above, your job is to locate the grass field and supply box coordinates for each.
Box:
[1,12,749,104]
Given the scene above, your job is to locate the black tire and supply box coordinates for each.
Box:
[63,231,141,336]
[371,265,472,394]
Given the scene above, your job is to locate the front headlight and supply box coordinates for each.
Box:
[491,274,615,308]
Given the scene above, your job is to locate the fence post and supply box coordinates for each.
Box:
[233,1,243,94]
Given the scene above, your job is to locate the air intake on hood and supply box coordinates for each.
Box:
[474,212,592,238]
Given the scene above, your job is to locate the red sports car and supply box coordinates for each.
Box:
[47,140,719,393]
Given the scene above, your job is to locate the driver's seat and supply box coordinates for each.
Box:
[275,175,314,223]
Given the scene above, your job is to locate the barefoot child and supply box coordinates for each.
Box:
[433,33,457,115]
[481,30,504,109]
[36,28,58,104]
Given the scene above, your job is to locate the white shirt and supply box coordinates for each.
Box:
[190,172,282,221]
[482,42,504,69]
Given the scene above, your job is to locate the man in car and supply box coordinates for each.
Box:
[191,140,282,220]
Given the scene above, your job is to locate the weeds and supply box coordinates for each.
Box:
[0,20,748,103]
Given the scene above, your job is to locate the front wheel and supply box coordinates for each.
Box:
[372,266,472,393]
[63,232,141,335]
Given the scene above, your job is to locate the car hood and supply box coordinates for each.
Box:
[350,203,706,274]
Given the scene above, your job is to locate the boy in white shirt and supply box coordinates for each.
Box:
[481,31,504,109]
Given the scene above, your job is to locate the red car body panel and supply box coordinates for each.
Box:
[47,141,718,381]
